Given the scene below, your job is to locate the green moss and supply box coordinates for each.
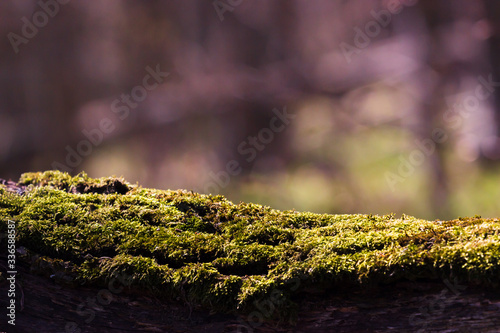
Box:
[1,170,500,321]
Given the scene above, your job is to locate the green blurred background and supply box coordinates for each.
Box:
[2,0,500,220]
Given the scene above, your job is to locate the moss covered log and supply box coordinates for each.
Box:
[1,171,500,330]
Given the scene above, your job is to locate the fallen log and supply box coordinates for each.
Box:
[1,171,499,332]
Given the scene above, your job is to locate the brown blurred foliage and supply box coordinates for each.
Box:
[1,0,500,219]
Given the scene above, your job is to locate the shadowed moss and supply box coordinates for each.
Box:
[1,171,500,320]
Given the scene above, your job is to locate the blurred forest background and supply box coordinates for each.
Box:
[1,0,500,220]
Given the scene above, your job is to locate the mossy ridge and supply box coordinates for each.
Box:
[1,171,500,320]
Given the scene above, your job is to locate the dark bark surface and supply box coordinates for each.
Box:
[1,255,499,333]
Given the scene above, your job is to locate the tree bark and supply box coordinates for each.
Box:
[2,255,499,333]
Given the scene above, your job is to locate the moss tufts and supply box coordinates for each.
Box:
[1,170,500,321]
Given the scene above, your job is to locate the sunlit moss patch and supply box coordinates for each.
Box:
[1,171,499,320]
